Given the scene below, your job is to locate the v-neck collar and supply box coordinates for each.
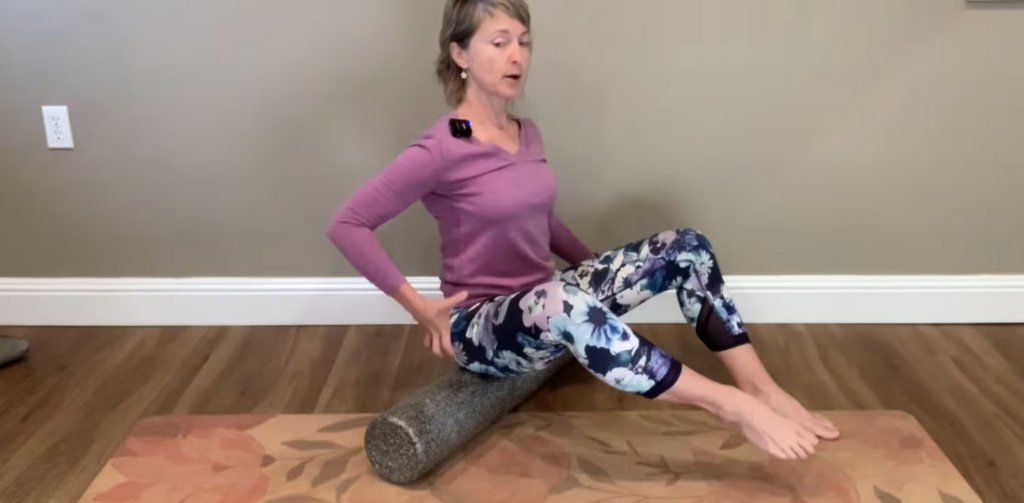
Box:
[451,111,525,158]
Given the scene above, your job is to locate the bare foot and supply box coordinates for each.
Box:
[743,384,840,441]
[656,365,819,460]
[715,387,819,460]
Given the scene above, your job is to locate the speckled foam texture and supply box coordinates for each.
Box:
[364,353,571,485]
[0,335,29,367]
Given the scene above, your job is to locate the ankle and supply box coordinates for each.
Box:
[705,385,768,426]
[736,378,779,396]
[660,369,739,412]
[715,345,779,396]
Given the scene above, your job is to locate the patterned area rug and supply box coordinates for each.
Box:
[76,411,982,503]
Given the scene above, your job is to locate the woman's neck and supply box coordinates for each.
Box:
[457,87,512,131]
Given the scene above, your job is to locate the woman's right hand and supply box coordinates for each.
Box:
[393,283,468,359]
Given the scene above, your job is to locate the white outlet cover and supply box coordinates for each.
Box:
[42,105,74,149]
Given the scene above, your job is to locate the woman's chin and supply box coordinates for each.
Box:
[493,85,523,101]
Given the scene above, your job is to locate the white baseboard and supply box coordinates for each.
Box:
[0,275,1022,327]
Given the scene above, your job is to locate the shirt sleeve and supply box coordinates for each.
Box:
[325,137,443,295]
[549,212,594,266]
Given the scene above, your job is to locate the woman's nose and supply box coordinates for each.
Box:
[509,45,522,63]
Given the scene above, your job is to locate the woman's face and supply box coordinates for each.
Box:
[453,10,532,102]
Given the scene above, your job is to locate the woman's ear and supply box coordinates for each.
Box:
[450,41,470,71]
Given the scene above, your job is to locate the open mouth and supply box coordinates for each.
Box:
[505,74,522,81]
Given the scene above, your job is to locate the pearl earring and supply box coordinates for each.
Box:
[460,69,468,80]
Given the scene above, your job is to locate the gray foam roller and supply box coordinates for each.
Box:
[364,353,571,484]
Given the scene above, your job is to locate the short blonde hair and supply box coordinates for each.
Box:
[435,0,532,107]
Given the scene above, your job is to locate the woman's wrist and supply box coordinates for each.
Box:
[392,283,426,315]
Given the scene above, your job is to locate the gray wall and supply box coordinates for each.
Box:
[1,0,1022,278]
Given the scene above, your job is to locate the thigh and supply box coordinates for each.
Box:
[450,286,568,377]
[557,229,695,316]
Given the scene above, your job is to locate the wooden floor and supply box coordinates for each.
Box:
[0,324,1021,503]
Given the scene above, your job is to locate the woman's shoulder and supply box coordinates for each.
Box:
[389,112,457,169]
[414,111,458,147]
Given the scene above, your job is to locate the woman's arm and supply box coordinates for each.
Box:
[549,212,594,266]
[325,138,442,296]
[326,136,465,359]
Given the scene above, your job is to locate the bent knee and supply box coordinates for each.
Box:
[672,228,713,251]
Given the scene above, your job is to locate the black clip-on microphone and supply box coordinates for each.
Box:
[449,118,473,139]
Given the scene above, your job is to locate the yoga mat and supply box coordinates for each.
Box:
[74,410,984,503]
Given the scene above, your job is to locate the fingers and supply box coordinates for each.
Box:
[441,328,455,358]
[440,291,469,309]
[423,328,454,359]
[430,331,442,357]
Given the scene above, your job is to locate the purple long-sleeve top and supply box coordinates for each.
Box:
[325,112,592,308]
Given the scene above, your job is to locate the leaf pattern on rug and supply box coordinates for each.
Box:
[549,474,582,495]
[84,412,982,503]
[334,475,360,502]
[626,440,641,457]
[719,433,747,450]
[283,440,344,451]
[316,417,374,433]
[662,430,706,437]
[671,413,720,431]
[287,459,311,482]
[577,457,613,484]
[939,490,966,503]
[637,455,672,474]
[265,496,329,503]
[586,435,614,448]
[638,413,676,428]
[313,450,362,488]
[600,449,631,457]
[874,485,903,503]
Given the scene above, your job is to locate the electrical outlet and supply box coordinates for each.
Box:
[42,105,74,149]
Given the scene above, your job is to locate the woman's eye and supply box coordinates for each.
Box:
[493,40,507,48]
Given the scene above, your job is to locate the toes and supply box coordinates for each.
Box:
[769,438,796,460]
[786,444,803,460]
[800,438,817,458]
[813,423,839,440]
[768,443,788,460]
[784,430,817,460]
[800,413,839,440]
[788,437,808,459]
[797,427,819,446]
[813,414,841,439]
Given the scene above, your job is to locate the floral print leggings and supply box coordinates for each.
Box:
[449,228,751,399]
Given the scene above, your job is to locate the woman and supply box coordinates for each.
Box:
[326,0,839,460]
